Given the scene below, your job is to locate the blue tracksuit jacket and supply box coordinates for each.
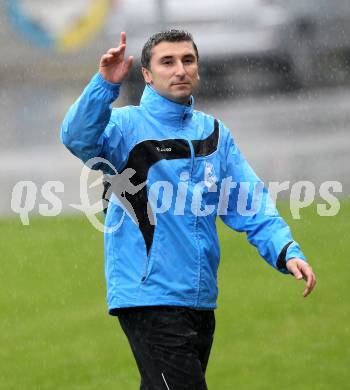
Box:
[61,73,306,314]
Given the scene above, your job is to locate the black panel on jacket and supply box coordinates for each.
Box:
[192,119,219,157]
[104,119,220,255]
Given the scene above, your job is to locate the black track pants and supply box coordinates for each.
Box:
[117,306,215,389]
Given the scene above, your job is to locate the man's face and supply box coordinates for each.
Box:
[142,41,199,104]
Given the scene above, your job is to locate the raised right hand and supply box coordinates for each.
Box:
[99,31,134,84]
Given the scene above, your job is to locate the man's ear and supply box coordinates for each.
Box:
[142,67,153,84]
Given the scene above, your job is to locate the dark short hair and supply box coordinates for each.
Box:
[141,29,199,69]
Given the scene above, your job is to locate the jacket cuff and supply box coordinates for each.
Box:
[92,72,121,94]
[276,241,307,274]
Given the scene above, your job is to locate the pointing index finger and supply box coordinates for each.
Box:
[119,31,126,47]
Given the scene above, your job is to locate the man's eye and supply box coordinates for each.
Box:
[184,59,194,64]
[163,61,172,65]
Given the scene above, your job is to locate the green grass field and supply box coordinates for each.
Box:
[1,202,349,389]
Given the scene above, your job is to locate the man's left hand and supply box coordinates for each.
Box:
[286,258,317,298]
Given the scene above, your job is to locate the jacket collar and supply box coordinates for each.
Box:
[140,84,194,124]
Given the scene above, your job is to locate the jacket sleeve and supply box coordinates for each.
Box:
[60,72,126,172]
[219,124,306,274]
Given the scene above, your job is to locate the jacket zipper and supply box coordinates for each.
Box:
[185,137,201,306]
[187,140,195,177]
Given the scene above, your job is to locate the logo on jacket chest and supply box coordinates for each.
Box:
[204,162,217,187]
[156,146,172,153]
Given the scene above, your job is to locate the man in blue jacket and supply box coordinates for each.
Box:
[61,30,316,389]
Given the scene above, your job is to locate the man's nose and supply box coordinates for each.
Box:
[174,61,186,77]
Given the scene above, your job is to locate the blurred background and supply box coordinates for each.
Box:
[1,0,350,215]
[1,1,349,389]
